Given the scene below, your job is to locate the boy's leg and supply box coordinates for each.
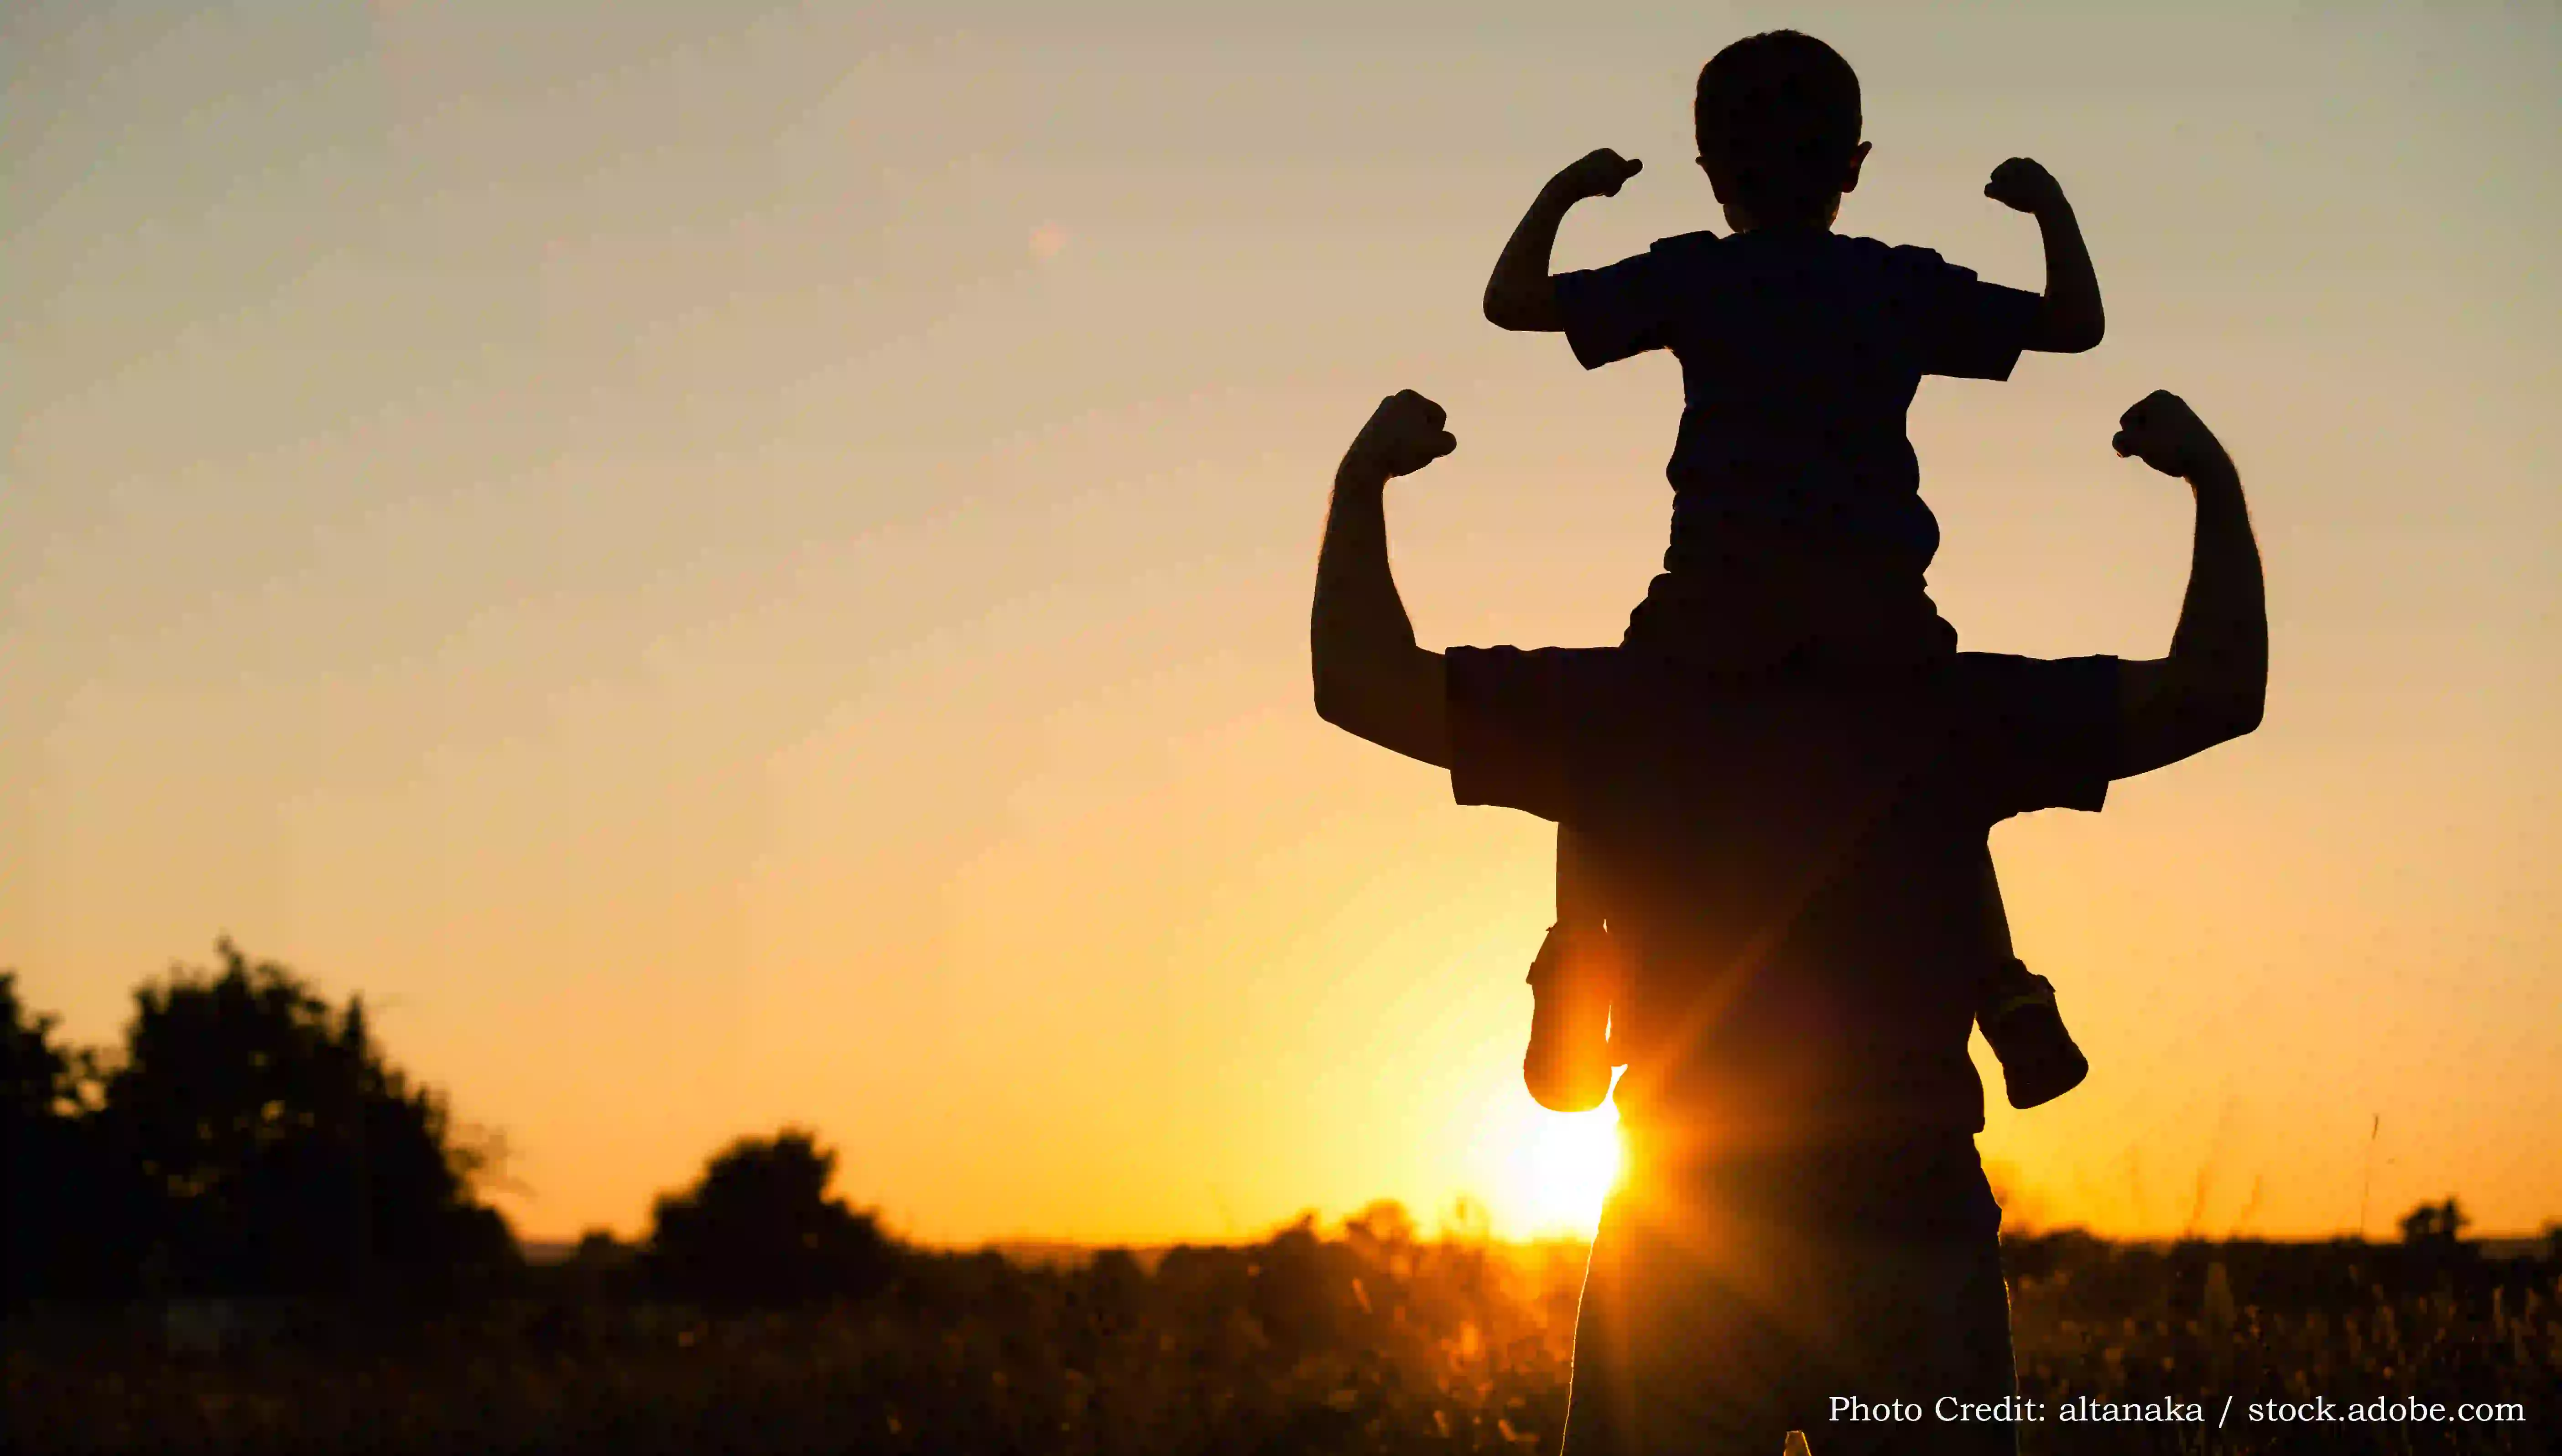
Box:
[1525,825,1619,1113]
[1971,849,2089,1110]
[1627,530,1957,675]
[1623,568,1807,673]
[1802,565,1960,672]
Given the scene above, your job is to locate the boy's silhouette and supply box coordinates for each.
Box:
[1484,31,2104,1116]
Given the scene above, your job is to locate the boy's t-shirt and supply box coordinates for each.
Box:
[1552,228,2042,575]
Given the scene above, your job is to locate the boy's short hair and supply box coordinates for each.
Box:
[1694,31,1863,225]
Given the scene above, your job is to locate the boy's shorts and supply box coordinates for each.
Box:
[1560,1139,2018,1456]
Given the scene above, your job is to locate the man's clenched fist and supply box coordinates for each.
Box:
[2113,390,2224,480]
[1984,156,2066,214]
[1344,390,1458,479]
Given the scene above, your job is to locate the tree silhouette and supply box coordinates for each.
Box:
[643,1127,895,1308]
[97,938,515,1298]
[0,972,72,1122]
[2,972,149,1303]
[2396,1197,2469,1249]
[4,972,74,1301]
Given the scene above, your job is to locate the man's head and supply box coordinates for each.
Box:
[1693,30,1869,231]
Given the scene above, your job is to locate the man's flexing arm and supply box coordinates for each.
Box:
[1312,391,1456,768]
[2111,391,2268,778]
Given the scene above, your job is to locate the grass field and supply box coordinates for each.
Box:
[7,1227,2555,1455]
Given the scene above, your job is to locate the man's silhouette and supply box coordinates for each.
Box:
[1310,388,2265,1454]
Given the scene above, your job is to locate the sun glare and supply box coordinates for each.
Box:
[1494,1095,1625,1239]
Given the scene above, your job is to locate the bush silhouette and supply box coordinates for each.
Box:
[643,1127,894,1308]
[2,972,145,1302]
[96,939,515,1298]
[2398,1197,2469,1249]
[0,972,73,1122]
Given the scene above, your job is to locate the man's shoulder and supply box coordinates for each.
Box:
[1930,653,2125,792]
[1746,653,2125,770]
[1458,645,2115,697]
[1447,643,1645,707]
[1448,643,1735,747]
[1931,650,2119,714]
[1943,649,2122,686]
[1450,645,2122,733]
[1444,644,1655,821]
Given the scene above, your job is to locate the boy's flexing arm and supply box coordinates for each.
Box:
[1986,158,2104,353]
[1483,149,1643,332]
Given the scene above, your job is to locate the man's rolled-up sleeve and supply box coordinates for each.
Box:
[1446,645,1608,823]
[1960,653,2125,821]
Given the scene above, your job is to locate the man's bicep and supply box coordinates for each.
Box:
[1358,646,1453,770]
[2111,655,2207,780]
[1391,647,1453,769]
[2115,657,2168,712]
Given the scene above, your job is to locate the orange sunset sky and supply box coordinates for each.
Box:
[5,1,2557,1249]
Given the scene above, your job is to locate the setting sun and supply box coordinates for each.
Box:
[1486,1088,1627,1240]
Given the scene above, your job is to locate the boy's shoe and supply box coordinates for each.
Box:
[1523,923,1619,1113]
[1977,959,2088,1110]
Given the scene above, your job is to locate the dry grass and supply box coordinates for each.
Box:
[6,1232,2554,1455]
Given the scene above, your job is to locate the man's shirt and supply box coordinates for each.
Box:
[1552,229,2041,574]
[1447,645,2119,1158]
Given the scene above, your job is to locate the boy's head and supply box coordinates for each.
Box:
[1693,31,1867,229]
